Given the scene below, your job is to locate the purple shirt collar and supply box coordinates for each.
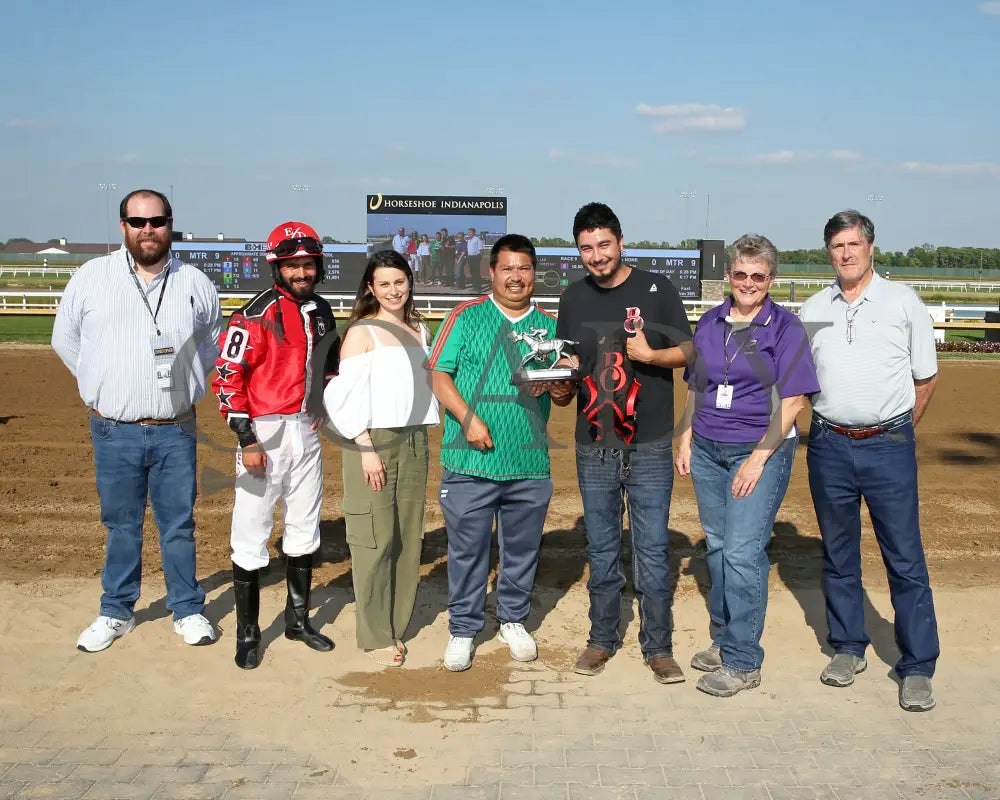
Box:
[714,294,776,327]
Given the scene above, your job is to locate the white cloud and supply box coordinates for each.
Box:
[830,149,863,161]
[751,150,798,164]
[549,149,640,169]
[390,144,409,153]
[900,161,1000,177]
[5,118,56,130]
[980,1,1000,15]
[115,153,142,164]
[701,149,866,167]
[707,150,803,166]
[636,103,747,133]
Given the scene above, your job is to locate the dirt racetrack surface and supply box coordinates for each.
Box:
[1,347,998,594]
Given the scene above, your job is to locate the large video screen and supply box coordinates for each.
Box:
[171,242,369,294]
[535,247,701,298]
[173,241,701,299]
[366,194,507,294]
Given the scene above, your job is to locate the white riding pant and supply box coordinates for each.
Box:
[231,413,323,570]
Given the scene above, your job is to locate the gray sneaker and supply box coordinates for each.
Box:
[696,665,761,697]
[690,644,723,672]
[899,675,935,712]
[820,653,867,687]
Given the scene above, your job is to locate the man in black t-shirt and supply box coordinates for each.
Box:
[552,202,693,685]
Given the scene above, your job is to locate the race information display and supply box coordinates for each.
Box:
[534,247,701,298]
[171,242,369,294]
[173,242,702,299]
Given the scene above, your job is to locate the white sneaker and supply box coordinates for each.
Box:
[173,613,217,646]
[444,635,474,671]
[77,615,135,652]
[498,622,538,662]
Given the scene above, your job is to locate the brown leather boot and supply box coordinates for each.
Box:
[574,646,612,676]
[648,656,686,684]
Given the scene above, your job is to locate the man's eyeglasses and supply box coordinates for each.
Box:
[123,216,171,229]
[729,270,770,285]
[271,237,323,257]
[846,305,862,344]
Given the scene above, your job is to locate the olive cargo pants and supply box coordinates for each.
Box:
[342,426,429,650]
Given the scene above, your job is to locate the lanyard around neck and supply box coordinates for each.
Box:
[721,318,760,386]
[126,252,170,336]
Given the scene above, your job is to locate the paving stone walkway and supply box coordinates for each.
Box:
[1,579,995,800]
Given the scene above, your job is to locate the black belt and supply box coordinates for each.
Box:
[90,408,194,426]
[812,411,911,440]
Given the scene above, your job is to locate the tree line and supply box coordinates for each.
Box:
[530,237,703,249]
[773,246,1000,272]
[530,237,1000,272]
[6,235,1000,272]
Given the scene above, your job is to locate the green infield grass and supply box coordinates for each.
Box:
[0,316,55,343]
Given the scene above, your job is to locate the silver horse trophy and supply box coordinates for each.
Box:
[508,327,581,386]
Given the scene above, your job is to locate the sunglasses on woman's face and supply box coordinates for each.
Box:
[271,237,323,257]
[729,269,770,285]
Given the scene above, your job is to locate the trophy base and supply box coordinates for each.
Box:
[511,367,580,386]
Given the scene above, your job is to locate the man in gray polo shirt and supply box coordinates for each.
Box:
[800,209,939,712]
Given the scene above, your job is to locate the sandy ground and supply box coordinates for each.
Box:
[2,347,997,588]
[1,349,999,793]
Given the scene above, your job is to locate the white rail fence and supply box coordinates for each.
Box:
[3,264,1000,292]
[0,290,993,323]
[772,277,1000,292]
[0,266,78,278]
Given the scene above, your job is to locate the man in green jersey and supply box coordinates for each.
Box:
[427,233,571,671]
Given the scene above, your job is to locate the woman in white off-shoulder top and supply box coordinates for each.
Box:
[324,250,439,666]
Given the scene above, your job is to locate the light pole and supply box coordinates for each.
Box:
[291,184,310,220]
[98,182,118,254]
[678,191,695,246]
[867,194,884,274]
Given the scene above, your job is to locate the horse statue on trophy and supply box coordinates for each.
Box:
[508,327,578,374]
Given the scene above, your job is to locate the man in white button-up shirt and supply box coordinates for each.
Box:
[52,189,223,654]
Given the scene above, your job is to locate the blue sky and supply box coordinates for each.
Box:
[2,0,998,252]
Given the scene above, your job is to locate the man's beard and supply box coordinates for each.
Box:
[592,256,624,286]
[127,235,170,268]
[280,275,316,299]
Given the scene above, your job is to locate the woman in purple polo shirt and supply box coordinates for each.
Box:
[675,234,820,697]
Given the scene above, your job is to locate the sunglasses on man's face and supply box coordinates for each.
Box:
[123,216,172,229]
[729,270,771,285]
[271,237,323,257]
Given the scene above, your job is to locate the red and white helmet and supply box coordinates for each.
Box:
[265,221,325,281]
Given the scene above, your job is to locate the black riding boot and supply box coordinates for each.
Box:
[232,562,261,669]
[284,554,333,651]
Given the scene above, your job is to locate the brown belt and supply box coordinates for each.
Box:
[89,408,194,426]
[812,412,911,440]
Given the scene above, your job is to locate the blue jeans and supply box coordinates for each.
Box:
[807,416,939,678]
[90,415,206,621]
[575,441,674,660]
[690,433,796,671]
[439,470,553,637]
